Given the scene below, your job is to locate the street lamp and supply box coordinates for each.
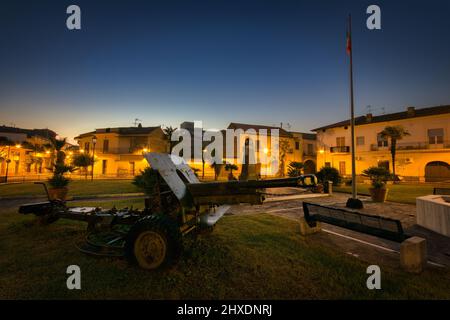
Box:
[91,136,97,181]
[202,148,207,179]
[4,145,11,183]
[263,148,269,177]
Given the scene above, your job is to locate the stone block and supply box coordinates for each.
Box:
[299,217,321,237]
[400,236,427,273]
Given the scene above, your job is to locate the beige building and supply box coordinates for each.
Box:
[75,125,168,178]
[179,122,317,179]
[0,126,57,181]
[313,105,450,182]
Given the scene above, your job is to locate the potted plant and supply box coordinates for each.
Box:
[362,166,391,202]
[47,167,71,200]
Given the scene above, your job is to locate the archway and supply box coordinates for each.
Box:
[304,160,316,174]
[425,161,450,182]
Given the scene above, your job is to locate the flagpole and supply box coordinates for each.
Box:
[349,14,356,200]
[346,14,362,209]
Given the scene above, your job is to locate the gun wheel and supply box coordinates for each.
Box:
[125,215,182,270]
[134,231,167,269]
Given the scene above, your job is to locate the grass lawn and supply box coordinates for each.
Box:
[334,184,435,204]
[1,199,449,299]
[0,180,140,198]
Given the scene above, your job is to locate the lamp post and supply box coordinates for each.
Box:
[91,136,97,181]
[4,145,11,183]
[263,147,269,177]
[202,148,207,179]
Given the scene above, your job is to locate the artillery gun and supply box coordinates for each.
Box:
[19,153,318,270]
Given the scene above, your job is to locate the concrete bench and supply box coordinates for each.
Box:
[300,202,427,273]
[433,187,450,195]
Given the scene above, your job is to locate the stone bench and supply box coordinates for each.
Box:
[300,202,427,273]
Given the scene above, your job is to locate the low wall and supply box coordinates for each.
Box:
[416,195,450,237]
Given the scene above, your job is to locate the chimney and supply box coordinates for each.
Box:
[407,106,415,117]
[180,121,194,130]
[366,113,373,123]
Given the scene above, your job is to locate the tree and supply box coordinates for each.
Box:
[46,137,74,188]
[287,161,304,177]
[48,137,67,164]
[316,167,342,186]
[21,140,46,173]
[163,126,177,154]
[225,163,238,180]
[210,161,221,180]
[0,137,15,160]
[72,153,94,179]
[277,139,290,177]
[380,126,410,182]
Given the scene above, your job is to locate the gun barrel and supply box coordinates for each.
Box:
[187,174,317,199]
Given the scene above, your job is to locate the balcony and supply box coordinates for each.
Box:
[370,141,450,151]
[330,146,350,153]
[95,146,149,155]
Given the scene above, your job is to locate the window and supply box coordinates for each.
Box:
[339,161,346,175]
[356,136,365,146]
[336,137,345,147]
[377,133,388,147]
[295,141,300,150]
[102,160,107,175]
[325,162,331,168]
[84,142,90,153]
[307,143,313,155]
[428,128,444,144]
[103,139,109,153]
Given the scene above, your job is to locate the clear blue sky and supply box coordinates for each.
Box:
[1,0,449,142]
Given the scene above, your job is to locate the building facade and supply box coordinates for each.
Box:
[178,121,317,179]
[75,125,168,178]
[0,126,57,181]
[313,105,450,182]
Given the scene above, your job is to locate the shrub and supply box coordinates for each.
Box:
[316,167,342,186]
[133,167,159,195]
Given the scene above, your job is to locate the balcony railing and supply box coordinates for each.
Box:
[370,141,450,151]
[330,146,350,153]
[303,151,317,157]
[94,147,149,155]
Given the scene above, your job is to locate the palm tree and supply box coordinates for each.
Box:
[72,153,94,179]
[287,161,304,177]
[225,163,238,180]
[21,141,46,173]
[48,137,67,164]
[380,126,410,182]
[210,161,220,180]
[0,137,15,159]
[277,140,290,177]
[162,126,177,154]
